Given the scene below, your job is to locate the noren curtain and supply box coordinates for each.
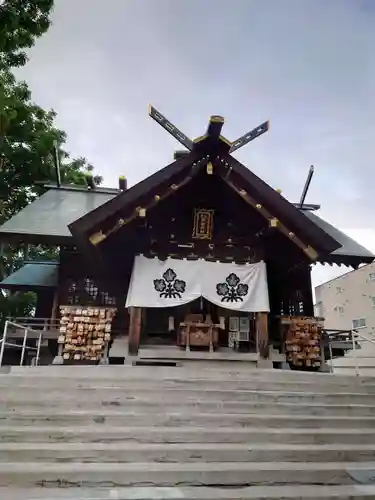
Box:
[125,256,269,312]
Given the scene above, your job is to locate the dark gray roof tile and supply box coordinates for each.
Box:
[302,210,374,261]
[0,188,117,243]
[0,262,59,289]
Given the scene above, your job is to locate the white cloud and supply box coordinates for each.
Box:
[11,0,375,285]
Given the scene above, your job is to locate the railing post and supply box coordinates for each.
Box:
[351,329,359,377]
[0,320,9,367]
[36,333,42,366]
[20,328,28,366]
[328,338,334,374]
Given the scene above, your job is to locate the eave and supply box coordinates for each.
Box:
[220,153,340,256]
[69,150,204,237]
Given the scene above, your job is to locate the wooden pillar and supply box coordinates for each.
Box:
[304,265,314,317]
[256,312,269,359]
[128,307,142,356]
[50,288,59,324]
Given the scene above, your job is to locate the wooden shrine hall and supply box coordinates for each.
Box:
[0,107,373,369]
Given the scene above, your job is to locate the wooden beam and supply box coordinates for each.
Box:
[223,177,318,262]
[256,312,269,359]
[128,307,142,356]
[88,170,204,246]
[206,115,224,140]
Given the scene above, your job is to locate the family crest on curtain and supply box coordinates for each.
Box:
[125,256,270,312]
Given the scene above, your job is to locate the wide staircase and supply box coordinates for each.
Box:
[1,364,375,499]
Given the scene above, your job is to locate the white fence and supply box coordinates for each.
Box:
[0,320,42,367]
[326,329,375,376]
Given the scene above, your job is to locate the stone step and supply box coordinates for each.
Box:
[5,400,375,416]
[2,377,375,394]
[2,410,373,428]
[3,387,375,405]
[1,442,374,463]
[7,365,375,383]
[1,425,375,445]
[2,485,375,499]
[0,461,374,488]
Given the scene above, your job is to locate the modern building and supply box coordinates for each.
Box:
[315,262,375,374]
[315,262,375,337]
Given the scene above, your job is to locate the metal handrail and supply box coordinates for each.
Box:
[0,320,43,367]
[326,329,375,377]
[356,331,375,346]
[7,317,60,330]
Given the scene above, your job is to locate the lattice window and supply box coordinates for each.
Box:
[83,278,99,301]
[67,280,80,305]
[100,291,116,306]
[63,277,116,307]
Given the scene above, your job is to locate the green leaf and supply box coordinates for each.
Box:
[0,0,104,327]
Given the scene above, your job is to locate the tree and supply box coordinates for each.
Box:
[0,1,104,328]
[0,0,54,70]
[0,71,102,223]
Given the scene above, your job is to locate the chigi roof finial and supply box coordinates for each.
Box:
[148,104,269,154]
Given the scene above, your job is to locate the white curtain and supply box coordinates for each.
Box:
[201,260,269,312]
[125,256,270,312]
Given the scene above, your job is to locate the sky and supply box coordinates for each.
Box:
[15,0,375,291]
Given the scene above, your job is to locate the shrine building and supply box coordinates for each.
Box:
[0,108,373,369]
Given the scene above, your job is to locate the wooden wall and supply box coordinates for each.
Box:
[59,172,315,340]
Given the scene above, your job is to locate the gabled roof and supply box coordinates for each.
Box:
[69,151,202,234]
[69,151,340,256]
[0,261,59,290]
[220,153,340,255]
[302,211,374,265]
[0,186,119,244]
[0,158,373,267]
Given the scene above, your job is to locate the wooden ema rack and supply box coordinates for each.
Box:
[281,316,323,369]
[58,306,117,363]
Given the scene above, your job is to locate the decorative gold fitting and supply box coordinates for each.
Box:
[136,207,146,217]
[206,162,214,175]
[269,218,279,228]
[154,195,160,201]
[118,218,125,226]
[209,115,224,123]
[276,188,282,193]
[304,246,318,261]
[89,231,106,246]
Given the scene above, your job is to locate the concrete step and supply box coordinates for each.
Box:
[5,400,375,416]
[2,485,375,499]
[0,461,374,488]
[1,425,375,445]
[2,410,373,428]
[6,364,375,383]
[1,442,374,463]
[3,365,375,495]
[2,377,375,394]
[138,348,261,362]
[3,387,375,406]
